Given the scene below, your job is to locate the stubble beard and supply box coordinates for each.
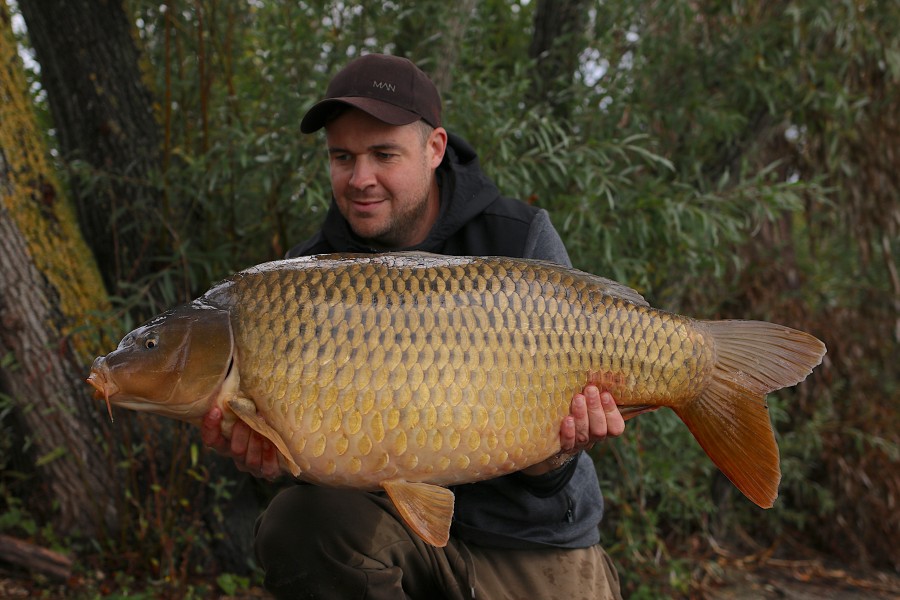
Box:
[347,167,435,249]
[356,188,433,249]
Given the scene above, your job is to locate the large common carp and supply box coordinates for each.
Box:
[87,253,826,546]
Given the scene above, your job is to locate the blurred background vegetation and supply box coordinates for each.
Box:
[0,0,897,597]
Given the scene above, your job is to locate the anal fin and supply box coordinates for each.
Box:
[619,404,660,421]
[382,479,455,547]
[225,397,302,477]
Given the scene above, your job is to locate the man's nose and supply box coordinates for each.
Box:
[348,157,376,189]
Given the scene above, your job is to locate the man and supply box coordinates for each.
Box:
[202,53,626,599]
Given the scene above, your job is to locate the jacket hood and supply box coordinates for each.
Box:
[318,131,501,253]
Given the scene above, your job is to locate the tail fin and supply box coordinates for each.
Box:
[674,320,826,508]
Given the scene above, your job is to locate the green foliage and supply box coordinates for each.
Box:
[126,0,900,591]
[595,413,714,595]
[0,358,41,542]
[215,572,251,596]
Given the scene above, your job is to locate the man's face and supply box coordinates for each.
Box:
[325,108,447,249]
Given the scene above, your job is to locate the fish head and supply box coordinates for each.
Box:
[87,302,234,423]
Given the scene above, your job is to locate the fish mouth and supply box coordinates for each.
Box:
[87,357,119,422]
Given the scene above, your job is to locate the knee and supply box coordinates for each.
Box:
[255,486,415,598]
[254,485,383,565]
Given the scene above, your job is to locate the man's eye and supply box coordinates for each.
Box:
[376,152,396,160]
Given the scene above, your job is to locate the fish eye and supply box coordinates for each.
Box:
[144,333,160,350]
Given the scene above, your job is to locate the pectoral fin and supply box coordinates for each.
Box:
[382,479,455,547]
[225,397,301,477]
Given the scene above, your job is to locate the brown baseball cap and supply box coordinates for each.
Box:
[300,54,442,133]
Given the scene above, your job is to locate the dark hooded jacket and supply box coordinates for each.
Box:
[287,132,604,549]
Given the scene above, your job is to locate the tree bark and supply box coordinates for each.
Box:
[0,3,117,535]
[16,0,163,293]
[528,0,592,120]
[428,0,477,97]
[0,534,73,581]
[389,0,476,97]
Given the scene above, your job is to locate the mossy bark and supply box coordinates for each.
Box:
[16,0,163,293]
[0,3,117,534]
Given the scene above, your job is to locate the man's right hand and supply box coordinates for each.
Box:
[201,407,284,481]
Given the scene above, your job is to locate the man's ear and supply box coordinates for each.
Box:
[428,127,449,169]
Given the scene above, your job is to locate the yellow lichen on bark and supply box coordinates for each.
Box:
[0,6,110,361]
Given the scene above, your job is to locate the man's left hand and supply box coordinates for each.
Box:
[521,385,625,476]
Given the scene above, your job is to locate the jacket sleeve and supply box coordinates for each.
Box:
[522,209,573,268]
[450,454,603,549]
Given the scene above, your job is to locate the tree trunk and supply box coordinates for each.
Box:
[0,3,117,535]
[16,0,164,294]
[528,0,591,120]
[0,534,73,581]
[389,0,476,96]
[428,0,477,97]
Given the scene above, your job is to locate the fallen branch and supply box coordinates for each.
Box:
[705,535,900,596]
[0,534,73,580]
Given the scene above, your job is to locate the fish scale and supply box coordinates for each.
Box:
[211,255,711,490]
[88,252,826,546]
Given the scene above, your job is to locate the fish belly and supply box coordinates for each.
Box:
[220,255,713,489]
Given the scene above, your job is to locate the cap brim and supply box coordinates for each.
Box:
[300,97,422,133]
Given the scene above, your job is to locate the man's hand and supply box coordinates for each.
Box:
[201,407,283,481]
[521,385,625,476]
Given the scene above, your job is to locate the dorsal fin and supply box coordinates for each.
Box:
[519,257,650,307]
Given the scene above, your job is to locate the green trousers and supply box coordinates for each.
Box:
[255,485,623,600]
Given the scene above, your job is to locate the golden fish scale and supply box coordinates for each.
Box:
[222,257,713,489]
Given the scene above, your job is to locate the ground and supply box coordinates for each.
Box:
[700,562,900,599]
[2,552,898,598]
[694,538,900,600]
